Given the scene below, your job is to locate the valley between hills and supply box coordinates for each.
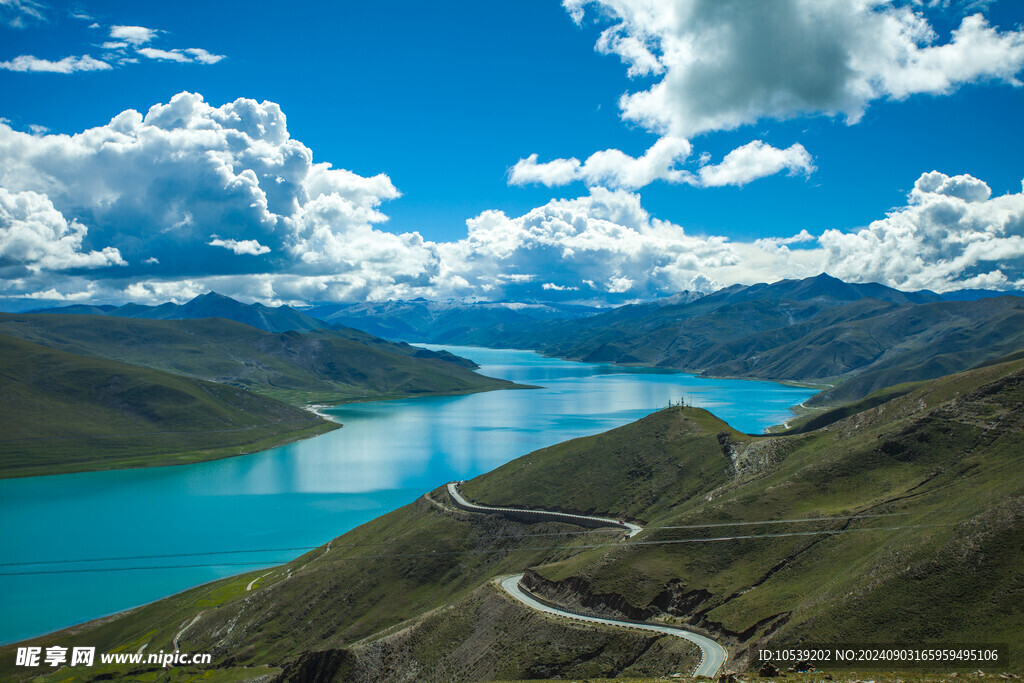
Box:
[2,347,1021,682]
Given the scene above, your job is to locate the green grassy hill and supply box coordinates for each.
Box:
[3,355,1021,680]
[0,312,520,407]
[0,334,338,477]
[513,355,1024,669]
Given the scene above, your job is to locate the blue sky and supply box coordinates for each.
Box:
[1,0,1023,305]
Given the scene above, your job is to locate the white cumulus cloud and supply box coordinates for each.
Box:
[208,237,271,256]
[441,187,737,300]
[514,1,1024,196]
[137,47,226,64]
[0,188,125,276]
[508,154,583,188]
[697,141,815,187]
[0,92,427,301]
[137,48,192,63]
[818,171,1024,291]
[108,25,158,45]
[510,137,692,189]
[510,138,813,189]
[564,0,1024,137]
[184,48,225,65]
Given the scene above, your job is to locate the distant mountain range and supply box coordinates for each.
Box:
[19,278,1024,408]
[303,298,607,342]
[26,293,605,339]
[21,283,1022,342]
[28,291,329,333]
[452,274,1024,406]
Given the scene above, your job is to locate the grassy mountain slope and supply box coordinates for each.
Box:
[3,356,1021,680]
[703,296,1024,401]
[517,356,1024,668]
[0,334,338,477]
[0,313,520,406]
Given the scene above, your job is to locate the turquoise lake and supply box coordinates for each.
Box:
[0,346,817,644]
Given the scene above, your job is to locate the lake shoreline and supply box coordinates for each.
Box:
[0,346,817,645]
[0,381,539,481]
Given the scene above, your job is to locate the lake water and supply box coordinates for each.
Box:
[0,346,817,644]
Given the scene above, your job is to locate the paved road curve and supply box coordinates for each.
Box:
[446,482,643,537]
[501,573,727,677]
[449,482,727,675]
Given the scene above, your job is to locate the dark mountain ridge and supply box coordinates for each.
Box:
[456,274,1024,406]
[29,291,329,333]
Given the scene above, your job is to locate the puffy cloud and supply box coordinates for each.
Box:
[509,137,813,189]
[208,237,271,256]
[479,171,1024,298]
[911,169,991,202]
[440,187,738,300]
[0,92,410,284]
[0,93,440,302]
[0,188,125,277]
[818,171,1024,291]
[711,172,1024,292]
[595,22,663,77]
[509,1,1020,195]
[0,55,112,73]
[696,141,815,187]
[137,48,191,63]
[508,154,583,188]
[108,25,158,45]
[137,47,226,64]
[510,137,692,189]
[183,48,225,65]
[564,0,1024,137]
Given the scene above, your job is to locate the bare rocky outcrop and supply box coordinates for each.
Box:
[521,570,713,625]
[730,438,790,477]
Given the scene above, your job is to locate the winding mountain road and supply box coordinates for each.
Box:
[501,574,727,678]
[446,482,726,677]
[446,482,642,537]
